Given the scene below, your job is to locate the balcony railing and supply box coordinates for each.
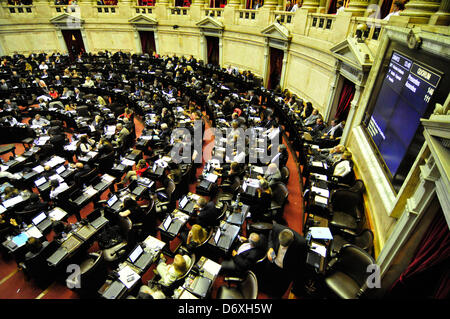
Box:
[52,4,79,14]
[3,5,34,15]
[351,17,387,41]
[273,11,294,24]
[168,6,190,16]
[204,8,223,18]
[95,5,118,14]
[238,9,257,21]
[134,5,155,14]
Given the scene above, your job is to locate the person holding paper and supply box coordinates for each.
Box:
[263,224,308,297]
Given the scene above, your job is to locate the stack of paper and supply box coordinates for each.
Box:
[118,265,140,289]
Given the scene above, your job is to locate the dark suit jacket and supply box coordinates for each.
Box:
[233,235,266,272]
[198,201,220,228]
[267,223,307,274]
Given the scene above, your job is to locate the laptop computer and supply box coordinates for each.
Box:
[107,195,122,211]
[128,244,153,270]
[47,247,69,266]
[214,228,232,249]
[90,216,109,229]
[189,276,212,298]
[34,176,47,188]
[162,215,180,235]
[102,280,126,299]
[32,212,52,232]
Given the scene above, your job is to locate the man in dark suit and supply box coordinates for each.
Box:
[195,197,221,228]
[220,232,266,276]
[262,223,308,297]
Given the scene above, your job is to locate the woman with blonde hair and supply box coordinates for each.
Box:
[155,254,191,286]
[186,224,208,248]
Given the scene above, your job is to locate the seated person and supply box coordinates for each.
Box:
[251,180,272,222]
[303,118,326,140]
[24,237,46,260]
[194,197,221,228]
[321,119,344,140]
[76,134,96,155]
[269,144,289,168]
[118,197,144,224]
[82,76,95,88]
[258,163,282,186]
[185,224,209,250]
[119,159,149,186]
[220,232,266,276]
[112,123,130,147]
[118,107,133,120]
[49,179,69,200]
[155,253,191,287]
[132,284,166,299]
[31,114,50,128]
[330,151,353,181]
[71,162,92,186]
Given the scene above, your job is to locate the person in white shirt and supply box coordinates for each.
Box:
[155,254,191,287]
[383,1,405,20]
[82,76,95,88]
[332,151,353,178]
[291,1,298,12]
[49,179,69,200]
[39,61,48,71]
[31,114,50,127]
[336,0,345,14]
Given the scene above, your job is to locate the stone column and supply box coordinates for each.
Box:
[401,0,441,24]
[227,0,241,7]
[318,0,327,13]
[429,0,450,25]
[264,0,279,9]
[345,0,369,16]
[301,0,320,12]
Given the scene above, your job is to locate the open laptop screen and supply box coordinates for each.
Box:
[214,228,221,244]
[128,245,144,263]
[34,177,47,187]
[179,196,188,209]
[32,212,47,225]
[107,195,118,207]
[56,165,66,174]
[163,215,172,230]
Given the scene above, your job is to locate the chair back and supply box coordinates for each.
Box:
[240,271,258,299]
[334,244,375,287]
[330,189,363,219]
[354,229,374,254]
[280,166,290,183]
[271,182,289,206]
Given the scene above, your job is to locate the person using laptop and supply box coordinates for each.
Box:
[118,197,144,224]
[49,179,70,200]
[220,233,266,276]
[155,253,191,287]
[194,197,221,228]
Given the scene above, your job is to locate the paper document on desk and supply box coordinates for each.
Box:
[87,151,98,158]
[25,226,43,239]
[49,174,64,183]
[202,259,221,277]
[0,165,8,172]
[314,195,328,206]
[311,186,329,198]
[0,205,6,214]
[16,156,27,163]
[252,166,264,174]
[118,265,140,289]
[49,207,67,221]
[311,145,320,150]
[246,178,260,188]
[102,174,115,183]
[121,158,135,166]
[33,165,45,173]
[311,242,327,257]
[311,161,324,168]
[205,173,218,183]
[143,236,165,251]
[84,186,97,197]
[309,227,333,240]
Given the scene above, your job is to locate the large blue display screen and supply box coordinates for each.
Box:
[366,51,441,177]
